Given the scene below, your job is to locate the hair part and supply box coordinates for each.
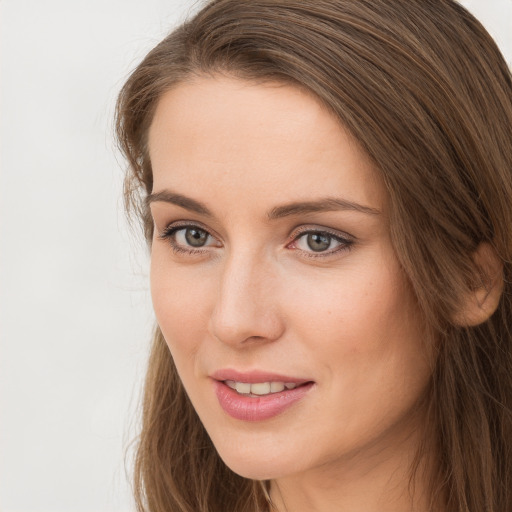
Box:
[116,1,512,510]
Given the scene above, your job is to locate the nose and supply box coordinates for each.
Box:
[208,251,285,347]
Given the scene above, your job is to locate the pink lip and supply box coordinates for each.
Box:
[211,369,311,384]
[211,369,314,422]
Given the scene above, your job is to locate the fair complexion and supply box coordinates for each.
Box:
[148,76,434,512]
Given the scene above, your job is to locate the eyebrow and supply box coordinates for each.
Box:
[268,198,380,219]
[147,190,380,219]
[146,191,212,216]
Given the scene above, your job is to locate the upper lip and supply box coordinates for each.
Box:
[210,369,312,384]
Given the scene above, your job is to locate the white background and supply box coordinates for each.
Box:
[1,1,511,511]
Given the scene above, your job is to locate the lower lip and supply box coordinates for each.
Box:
[213,380,314,422]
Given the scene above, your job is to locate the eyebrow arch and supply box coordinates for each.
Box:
[146,191,212,216]
[268,198,380,219]
[147,189,380,219]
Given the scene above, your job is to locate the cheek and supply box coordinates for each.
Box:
[150,252,213,361]
[284,253,428,387]
[284,264,431,446]
[285,260,408,348]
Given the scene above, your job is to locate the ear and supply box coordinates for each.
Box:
[452,242,504,327]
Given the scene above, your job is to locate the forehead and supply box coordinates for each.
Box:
[148,76,385,214]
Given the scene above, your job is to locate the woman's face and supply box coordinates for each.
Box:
[148,76,433,481]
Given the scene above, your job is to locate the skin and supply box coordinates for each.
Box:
[148,76,435,512]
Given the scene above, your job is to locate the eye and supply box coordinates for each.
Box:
[289,228,353,256]
[300,232,334,252]
[177,227,210,247]
[158,224,221,254]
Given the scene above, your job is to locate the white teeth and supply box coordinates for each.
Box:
[270,382,286,393]
[225,380,300,396]
[251,382,271,395]
[235,382,252,394]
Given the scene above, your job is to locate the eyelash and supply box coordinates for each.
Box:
[158,222,217,255]
[158,223,354,258]
[288,226,354,258]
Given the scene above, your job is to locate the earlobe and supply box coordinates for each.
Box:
[452,242,504,327]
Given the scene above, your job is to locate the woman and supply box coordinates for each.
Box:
[115,1,512,510]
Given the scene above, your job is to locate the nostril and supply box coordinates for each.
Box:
[208,302,285,347]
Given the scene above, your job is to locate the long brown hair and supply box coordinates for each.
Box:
[115,1,512,510]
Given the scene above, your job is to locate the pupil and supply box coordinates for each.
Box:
[185,228,207,247]
[307,233,331,252]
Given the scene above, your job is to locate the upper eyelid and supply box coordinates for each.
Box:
[290,230,352,249]
[159,224,220,253]
[158,221,354,246]
[289,229,354,259]
[160,221,221,240]
[290,225,354,241]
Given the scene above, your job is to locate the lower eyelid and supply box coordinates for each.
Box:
[299,242,353,258]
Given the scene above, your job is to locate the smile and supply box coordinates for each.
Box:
[224,380,299,396]
[211,372,315,421]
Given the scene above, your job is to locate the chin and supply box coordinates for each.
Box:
[221,457,287,481]
[211,437,301,481]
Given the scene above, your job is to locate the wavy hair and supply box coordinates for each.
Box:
[115,1,512,510]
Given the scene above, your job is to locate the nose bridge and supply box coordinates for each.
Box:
[209,246,283,346]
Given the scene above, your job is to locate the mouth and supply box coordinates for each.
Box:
[223,379,308,397]
[211,371,315,421]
